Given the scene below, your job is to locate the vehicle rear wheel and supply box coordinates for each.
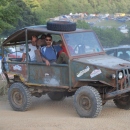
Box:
[74,86,102,118]
[8,82,32,111]
[113,93,130,110]
[47,92,66,101]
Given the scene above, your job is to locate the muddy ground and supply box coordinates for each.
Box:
[0,94,130,130]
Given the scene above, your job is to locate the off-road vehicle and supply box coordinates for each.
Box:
[2,21,130,118]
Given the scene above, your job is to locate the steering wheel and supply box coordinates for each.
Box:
[74,44,85,54]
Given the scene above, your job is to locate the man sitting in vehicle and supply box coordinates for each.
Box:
[21,37,37,62]
[31,34,46,49]
[22,34,47,62]
[41,34,68,66]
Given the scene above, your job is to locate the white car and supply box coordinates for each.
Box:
[118,25,127,30]
[120,28,129,33]
[105,45,130,61]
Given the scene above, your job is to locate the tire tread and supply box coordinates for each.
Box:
[8,82,31,111]
[74,86,102,118]
[47,21,76,31]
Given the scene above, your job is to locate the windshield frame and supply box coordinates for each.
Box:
[62,30,105,59]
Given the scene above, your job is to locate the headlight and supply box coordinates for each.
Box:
[118,72,123,79]
[111,74,116,79]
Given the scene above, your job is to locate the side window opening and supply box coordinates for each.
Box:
[117,51,123,57]
[106,49,116,56]
[117,49,130,61]
[51,34,62,45]
[4,45,23,62]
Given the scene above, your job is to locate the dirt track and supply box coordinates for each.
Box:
[0,95,130,130]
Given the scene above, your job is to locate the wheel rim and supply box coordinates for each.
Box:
[79,95,91,110]
[12,90,23,106]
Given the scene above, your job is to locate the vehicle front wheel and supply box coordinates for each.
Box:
[74,86,102,118]
[47,92,66,101]
[8,82,32,111]
[113,93,130,110]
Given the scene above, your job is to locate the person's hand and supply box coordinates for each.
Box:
[21,53,26,62]
[45,60,50,66]
[32,36,37,42]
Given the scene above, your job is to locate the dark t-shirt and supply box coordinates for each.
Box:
[41,45,62,61]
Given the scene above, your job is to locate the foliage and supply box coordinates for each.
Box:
[0,0,130,47]
[93,27,125,47]
[120,31,130,45]
[0,0,20,34]
[35,0,130,21]
[0,0,39,37]
[77,20,90,29]
[1,0,130,35]
[76,20,130,47]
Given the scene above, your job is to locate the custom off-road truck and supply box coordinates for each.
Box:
[2,21,130,118]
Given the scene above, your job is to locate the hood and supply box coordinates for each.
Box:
[74,54,130,70]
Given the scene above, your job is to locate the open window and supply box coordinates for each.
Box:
[117,48,130,61]
[6,45,24,62]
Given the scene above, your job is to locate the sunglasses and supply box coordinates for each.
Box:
[45,39,51,41]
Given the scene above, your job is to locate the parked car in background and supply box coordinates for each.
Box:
[118,25,129,34]
[6,46,23,61]
[0,47,22,59]
[0,47,23,71]
[116,16,130,22]
[119,28,129,33]
[118,25,127,30]
[8,51,23,58]
[105,45,130,61]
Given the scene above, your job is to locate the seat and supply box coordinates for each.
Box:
[78,45,85,54]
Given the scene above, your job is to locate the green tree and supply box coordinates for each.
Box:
[77,20,91,29]
[1,0,39,37]
[93,27,125,47]
[1,0,130,39]
[0,0,20,34]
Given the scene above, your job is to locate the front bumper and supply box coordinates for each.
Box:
[105,68,130,99]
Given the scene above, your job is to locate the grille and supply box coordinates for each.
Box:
[117,68,130,90]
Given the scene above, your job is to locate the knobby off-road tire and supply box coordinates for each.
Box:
[48,92,66,101]
[113,93,130,110]
[74,86,102,118]
[47,21,76,31]
[8,82,32,111]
